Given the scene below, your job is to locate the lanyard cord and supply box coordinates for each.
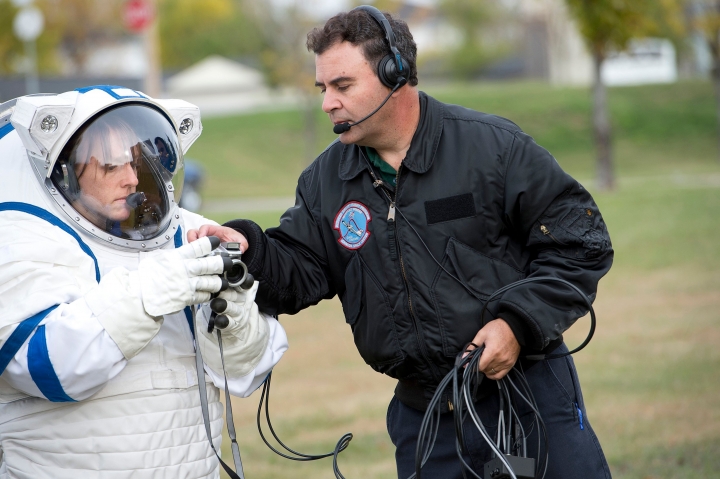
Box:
[193,306,246,479]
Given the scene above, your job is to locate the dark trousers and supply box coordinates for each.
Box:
[386,346,612,479]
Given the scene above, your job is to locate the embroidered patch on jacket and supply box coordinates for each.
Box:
[334,201,372,250]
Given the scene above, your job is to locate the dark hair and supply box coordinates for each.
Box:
[306,9,419,87]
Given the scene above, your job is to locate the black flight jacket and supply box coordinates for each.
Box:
[228,92,613,411]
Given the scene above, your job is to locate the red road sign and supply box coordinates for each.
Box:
[124,0,154,33]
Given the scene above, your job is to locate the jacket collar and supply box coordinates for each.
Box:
[338,91,444,181]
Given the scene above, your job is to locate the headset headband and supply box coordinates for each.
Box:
[353,5,404,74]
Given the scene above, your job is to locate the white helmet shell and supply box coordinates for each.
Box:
[8,85,203,251]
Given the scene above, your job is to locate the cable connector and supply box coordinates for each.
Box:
[484,455,535,479]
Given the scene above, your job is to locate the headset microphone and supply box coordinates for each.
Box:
[332,78,406,134]
[126,191,147,208]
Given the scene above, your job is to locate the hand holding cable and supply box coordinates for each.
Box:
[468,318,521,380]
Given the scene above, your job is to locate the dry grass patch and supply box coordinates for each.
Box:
[217,266,720,479]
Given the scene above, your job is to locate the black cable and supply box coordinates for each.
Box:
[414,367,457,478]
[505,372,549,479]
[508,390,526,457]
[256,371,353,479]
[478,276,597,360]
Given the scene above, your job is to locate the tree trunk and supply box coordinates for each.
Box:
[592,50,615,191]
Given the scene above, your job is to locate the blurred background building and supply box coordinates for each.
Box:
[0,0,709,106]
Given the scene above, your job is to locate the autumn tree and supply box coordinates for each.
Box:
[566,0,687,189]
[0,2,28,74]
[0,0,120,75]
[564,0,651,190]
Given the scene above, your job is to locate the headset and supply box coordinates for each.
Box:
[353,5,410,89]
[333,6,411,134]
[51,161,81,201]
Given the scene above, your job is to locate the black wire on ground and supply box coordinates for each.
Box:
[256,371,353,479]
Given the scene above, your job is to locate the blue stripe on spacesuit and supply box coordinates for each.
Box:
[0,305,59,376]
[174,225,184,248]
[28,325,76,402]
[0,202,100,282]
[0,123,14,140]
[174,225,196,338]
[183,307,195,338]
[75,85,146,99]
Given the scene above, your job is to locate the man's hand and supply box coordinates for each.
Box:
[187,224,248,251]
[470,319,521,380]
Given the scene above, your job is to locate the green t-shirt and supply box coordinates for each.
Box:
[364,147,397,186]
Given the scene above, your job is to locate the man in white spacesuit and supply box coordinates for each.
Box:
[0,86,288,478]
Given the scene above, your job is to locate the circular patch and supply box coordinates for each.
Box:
[333,201,372,250]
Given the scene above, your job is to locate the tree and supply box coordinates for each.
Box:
[157,0,265,70]
[47,0,124,71]
[437,0,501,80]
[0,0,119,75]
[689,0,720,161]
[244,0,319,164]
[565,0,654,190]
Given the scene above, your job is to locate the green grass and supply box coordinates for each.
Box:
[198,80,720,479]
[191,80,718,201]
[595,180,720,272]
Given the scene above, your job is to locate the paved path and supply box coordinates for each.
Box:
[201,196,296,214]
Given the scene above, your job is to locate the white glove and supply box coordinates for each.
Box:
[198,282,270,378]
[138,236,225,317]
[84,236,225,359]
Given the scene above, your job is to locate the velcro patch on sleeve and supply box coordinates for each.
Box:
[424,193,476,225]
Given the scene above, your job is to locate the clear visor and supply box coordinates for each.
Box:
[52,104,184,241]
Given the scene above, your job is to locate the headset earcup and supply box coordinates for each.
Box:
[377,55,397,88]
[378,54,410,89]
[68,165,80,198]
[51,162,81,200]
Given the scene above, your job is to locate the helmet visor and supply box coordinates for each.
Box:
[52,104,183,241]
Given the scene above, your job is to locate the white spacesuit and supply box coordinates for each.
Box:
[0,86,288,478]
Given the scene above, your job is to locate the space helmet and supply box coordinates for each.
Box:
[9,86,202,251]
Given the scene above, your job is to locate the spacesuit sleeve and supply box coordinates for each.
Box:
[0,212,135,402]
[1,301,128,402]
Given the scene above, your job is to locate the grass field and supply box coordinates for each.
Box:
[190,80,720,478]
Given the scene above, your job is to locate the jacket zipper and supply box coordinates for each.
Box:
[387,203,398,260]
[361,150,439,382]
[540,224,567,245]
[389,165,439,382]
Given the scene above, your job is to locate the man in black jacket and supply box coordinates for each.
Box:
[190,7,613,479]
